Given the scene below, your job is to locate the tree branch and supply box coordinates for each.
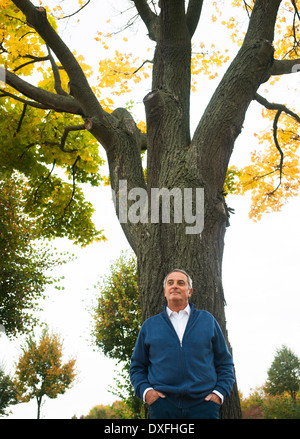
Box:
[60,124,86,152]
[0,89,48,110]
[270,109,284,195]
[56,0,91,20]
[160,0,189,40]
[114,59,153,77]
[253,93,300,196]
[186,0,204,37]
[44,124,86,153]
[271,58,300,75]
[254,93,300,124]
[243,0,282,44]
[191,0,282,191]
[243,1,253,17]
[291,0,300,20]
[11,0,121,150]
[63,155,81,215]
[10,0,104,117]
[19,142,36,160]
[14,103,28,136]
[13,54,49,73]
[132,0,159,41]
[34,160,56,202]
[4,69,83,114]
[47,46,69,96]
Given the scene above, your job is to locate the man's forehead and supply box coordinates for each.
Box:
[166,272,188,282]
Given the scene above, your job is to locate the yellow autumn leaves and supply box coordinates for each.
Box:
[1,0,300,225]
[216,0,300,220]
[236,109,300,220]
[14,329,76,418]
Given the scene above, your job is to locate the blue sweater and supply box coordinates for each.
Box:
[130,304,235,408]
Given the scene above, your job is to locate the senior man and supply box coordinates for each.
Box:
[130,269,235,419]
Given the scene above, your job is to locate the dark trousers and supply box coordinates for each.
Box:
[149,396,220,419]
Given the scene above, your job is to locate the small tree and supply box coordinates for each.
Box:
[265,345,300,402]
[92,251,143,418]
[83,401,132,419]
[0,365,18,417]
[261,393,300,419]
[239,388,264,419]
[14,329,76,419]
[240,386,300,419]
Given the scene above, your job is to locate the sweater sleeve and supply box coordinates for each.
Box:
[212,319,235,398]
[129,323,152,400]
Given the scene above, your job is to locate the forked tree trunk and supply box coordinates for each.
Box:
[108,0,281,420]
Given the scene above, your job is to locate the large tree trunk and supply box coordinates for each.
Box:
[135,186,241,418]
[126,0,279,419]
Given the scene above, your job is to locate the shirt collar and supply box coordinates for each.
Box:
[166,303,190,317]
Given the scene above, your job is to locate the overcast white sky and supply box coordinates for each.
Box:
[0,0,299,419]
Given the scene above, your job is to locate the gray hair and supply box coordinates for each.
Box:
[163,269,193,290]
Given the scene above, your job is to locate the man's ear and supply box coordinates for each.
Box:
[188,288,193,298]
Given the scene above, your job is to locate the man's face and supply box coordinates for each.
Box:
[164,271,193,310]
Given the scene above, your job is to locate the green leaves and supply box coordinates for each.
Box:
[91,251,143,418]
[0,175,71,337]
[0,98,106,246]
[92,251,141,363]
[0,365,18,417]
[265,345,300,402]
[0,2,106,248]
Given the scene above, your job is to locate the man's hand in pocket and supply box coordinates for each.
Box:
[145,389,166,405]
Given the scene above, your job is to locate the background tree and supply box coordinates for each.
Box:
[261,392,300,419]
[0,364,18,417]
[240,385,300,419]
[82,400,133,419]
[0,174,69,338]
[14,328,76,419]
[265,345,300,402]
[2,0,300,417]
[92,251,143,418]
[239,388,264,419]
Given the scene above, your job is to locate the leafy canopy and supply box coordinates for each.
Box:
[92,251,141,364]
[91,250,143,418]
[0,365,18,417]
[0,175,71,338]
[1,0,300,240]
[265,345,300,401]
[0,0,106,246]
[14,328,76,418]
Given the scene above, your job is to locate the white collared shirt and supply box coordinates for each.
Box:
[166,304,190,345]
